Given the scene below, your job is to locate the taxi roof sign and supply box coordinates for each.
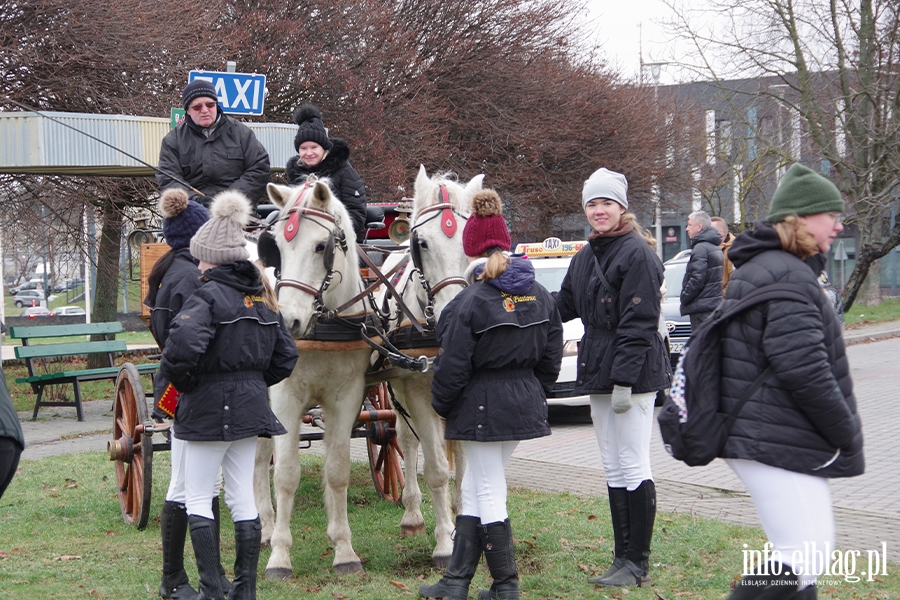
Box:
[516,237,586,258]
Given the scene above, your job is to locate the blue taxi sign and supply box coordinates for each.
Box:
[189,70,267,116]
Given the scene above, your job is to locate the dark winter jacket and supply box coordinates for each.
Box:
[157,110,271,207]
[146,248,204,402]
[718,222,864,478]
[0,365,24,450]
[680,226,724,315]
[431,255,563,442]
[160,260,298,442]
[285,138,367,239]
[556,230,671,395]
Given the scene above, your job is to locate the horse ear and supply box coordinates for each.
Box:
[415,164,430,196]
[465,174,485,193]
[267,183,293,208]
[311,181,332,208]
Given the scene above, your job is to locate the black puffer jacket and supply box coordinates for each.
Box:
[286,138,367,239]
[719,222,864,478]
[0,366,24,450]
[160,261,298,442]
[432,256,563,442]
[680,226,724,315]
[146,248,204,402]
[157,110,271,207]
[556,230,671,395]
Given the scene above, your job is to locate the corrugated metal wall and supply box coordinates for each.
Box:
[0,112,295,175]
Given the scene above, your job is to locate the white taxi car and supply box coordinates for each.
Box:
[519,238,687,407]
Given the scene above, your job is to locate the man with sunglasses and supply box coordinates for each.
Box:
[157,80,270,209]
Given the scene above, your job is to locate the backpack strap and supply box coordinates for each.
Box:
[592,256,619,299]
[711,283,814,423]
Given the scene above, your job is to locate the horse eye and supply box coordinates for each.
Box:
[418,239,429,250]
[315,241,326,252]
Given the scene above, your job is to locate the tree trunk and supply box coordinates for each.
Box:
[87,201,123,369]
[858,260,882,306]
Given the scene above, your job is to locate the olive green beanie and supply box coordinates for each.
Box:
[767,163,845,223]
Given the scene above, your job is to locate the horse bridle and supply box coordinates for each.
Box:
[408,185,469,326]
[274,180,349,317]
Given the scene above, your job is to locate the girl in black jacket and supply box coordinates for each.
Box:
[556,168,670,588]
[146,189,233,600]
[420,190,563,600]
[285,104,367,240]
[719,163,864,600]
[160,191,298,600]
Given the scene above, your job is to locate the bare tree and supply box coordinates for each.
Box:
[664,0,900,309]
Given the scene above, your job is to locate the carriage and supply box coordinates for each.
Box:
[107,196,415,530]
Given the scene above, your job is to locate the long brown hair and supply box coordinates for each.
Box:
[478,250,508,282]
[254,261,281,311]
[773,216,819,259]
[621,213,657,248]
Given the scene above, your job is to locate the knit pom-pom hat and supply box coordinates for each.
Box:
[190,190,252,265]
[160,189,210,250]
[463,189,511,257]
[292,104,334,152]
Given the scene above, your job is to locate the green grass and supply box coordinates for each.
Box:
[0,452,896,599]
[845,297,900,327]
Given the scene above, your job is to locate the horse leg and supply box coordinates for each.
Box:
[253,436,275,546]
[393,395,425,538]
[322,381,366,574]
[402,378,454,568]
[449,439,466,516]
[265,386,304,581]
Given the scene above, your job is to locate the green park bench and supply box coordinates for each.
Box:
[9,322,157,421]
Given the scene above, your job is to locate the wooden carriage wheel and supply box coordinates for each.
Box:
[108,363,153,530]
[365,383,405,502]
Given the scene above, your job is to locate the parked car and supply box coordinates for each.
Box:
[661,252,693,368]
[14,289,45,308]
[10,280,42,295]
[20,306,54,318]
[54,305,87,316]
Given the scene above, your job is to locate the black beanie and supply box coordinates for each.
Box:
[160,189,210,250]
[182,80,218,109]
[292,104,333,151]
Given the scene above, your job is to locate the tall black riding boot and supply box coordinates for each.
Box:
[588,486,629,584]
[159,501,198,599]
[189,515,227,600]
[727,563,799,600]
[479,519,519,600]
[211,496,233,597]
[230,518,262,600]
[419,515,482,600]
[597,479,655,587]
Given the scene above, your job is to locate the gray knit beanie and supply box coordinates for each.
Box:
[582,168,628,210]
[768,163,845,223]
[190,191,252,265]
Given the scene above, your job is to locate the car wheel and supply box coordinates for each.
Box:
[14,301,23,308]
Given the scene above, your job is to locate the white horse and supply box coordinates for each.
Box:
[253,178,376,576]
[374,166,483,566]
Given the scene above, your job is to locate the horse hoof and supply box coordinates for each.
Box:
[334,561,365,574]
[401,524,426,537]
[433,554,451,570]
[265,567,294,581]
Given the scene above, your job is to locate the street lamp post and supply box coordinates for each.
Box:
[642,60,668,259]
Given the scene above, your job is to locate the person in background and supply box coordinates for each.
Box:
[719,163,863,600]
[556,168,670,588]
[710,216,735,292]
[145,189,233,600]
[681,210,724,328]
[157,80,270,209]
[285,104,367,241]
[0,361,24,502]
[421,189,563,600]
[160,191,298,600]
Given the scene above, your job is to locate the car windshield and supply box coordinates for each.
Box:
[532,266,569,293]
[664,261,687,297]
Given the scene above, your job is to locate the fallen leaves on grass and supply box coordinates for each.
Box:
[390,580,409,590]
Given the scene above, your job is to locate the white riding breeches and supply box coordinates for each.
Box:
[181,437,259,522]
[589,392,655,491]
[460,440,519,525]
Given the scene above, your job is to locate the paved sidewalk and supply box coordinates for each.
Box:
[11,321,900,559]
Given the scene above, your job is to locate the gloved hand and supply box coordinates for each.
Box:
[611,385,634,414]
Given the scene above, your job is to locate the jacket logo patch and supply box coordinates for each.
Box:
[244,296,254,307]
[503,297,515,312]
[632,297,642,305]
